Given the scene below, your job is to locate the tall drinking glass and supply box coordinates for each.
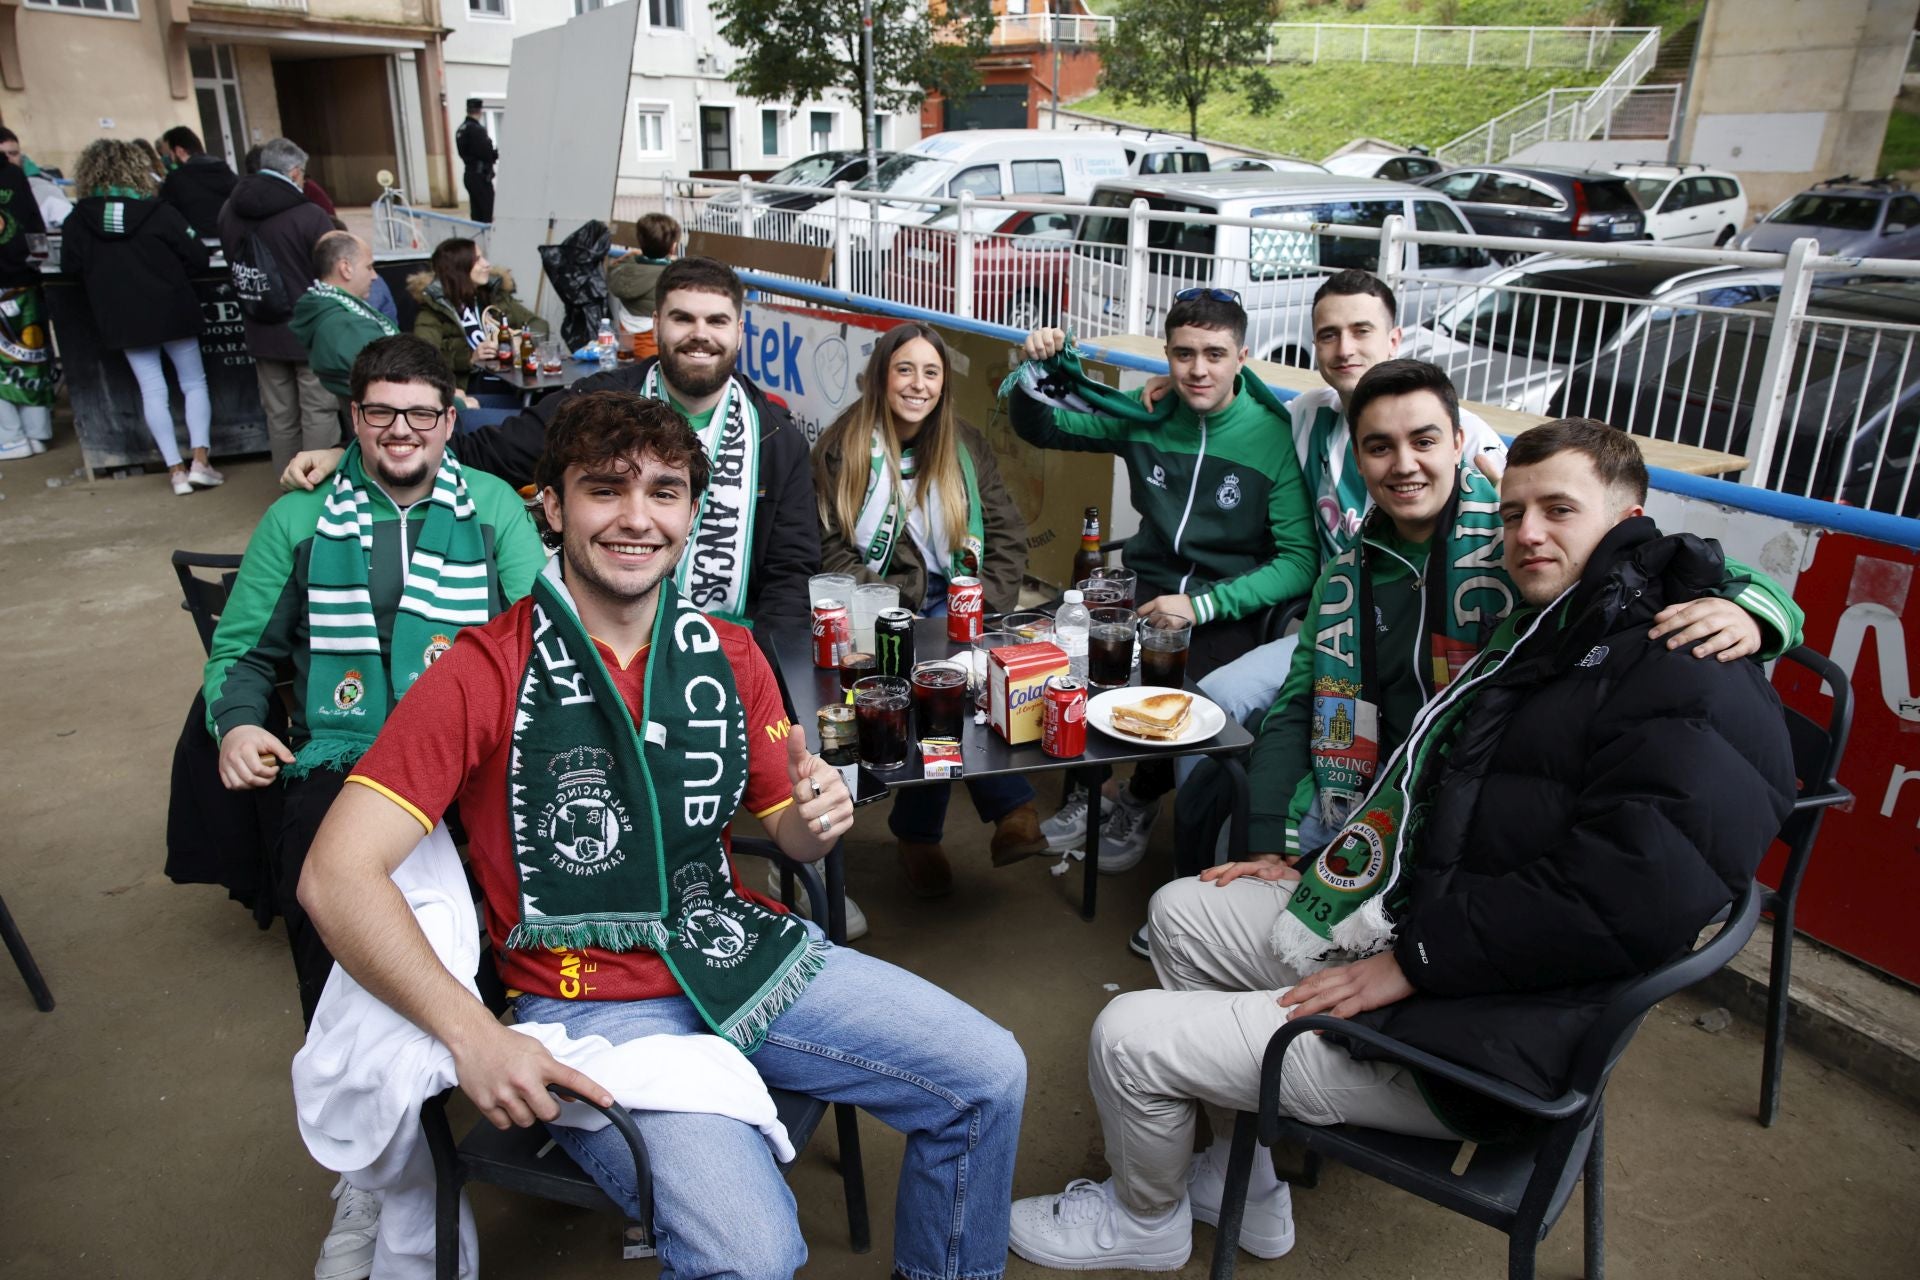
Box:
[1076,578,1126,610]
[851,583,899,653]
[970,630,1019,709]
[1138,612,1194,688]
[1090,566,1137,609]
[1087,607,1137,690]
[910,660,969,740]
[808,573,856,610]
[852,676,911,768]
[1000,611,1053,643]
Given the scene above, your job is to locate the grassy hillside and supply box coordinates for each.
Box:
[1073,63,1601,159]
[1081,0,1701,36]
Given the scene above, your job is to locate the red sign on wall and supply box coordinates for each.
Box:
[1768,533,1920,987]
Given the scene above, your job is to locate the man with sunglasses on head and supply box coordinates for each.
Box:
[1012,289,1319,872]
[202,335,544,1280]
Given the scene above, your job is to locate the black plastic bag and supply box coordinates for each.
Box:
[537,218,611,351]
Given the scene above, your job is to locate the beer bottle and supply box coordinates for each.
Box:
[519,328,539,375]
[1071,506,1104,585]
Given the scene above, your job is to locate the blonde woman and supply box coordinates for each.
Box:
[60,138,216,494]
[814,322,1044,896]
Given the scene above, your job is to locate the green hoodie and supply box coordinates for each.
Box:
[290,282,397,397]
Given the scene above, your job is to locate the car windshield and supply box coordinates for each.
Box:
[1768,194,1881,230]
[1624,177,1670,208]
[854,155,951,195]
[768,155,843,187]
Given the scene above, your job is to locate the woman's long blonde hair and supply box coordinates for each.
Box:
[816,322,969,561]
[73,139,158,198]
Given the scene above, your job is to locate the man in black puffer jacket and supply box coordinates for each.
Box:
[1008,419,1796,1274]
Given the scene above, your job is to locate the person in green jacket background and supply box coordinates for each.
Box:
[408,236,545,379]
[290,231,396,399]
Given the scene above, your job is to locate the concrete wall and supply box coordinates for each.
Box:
[1511,138,1673,169]
[0,8,180,174]
[1678,0,1920,212]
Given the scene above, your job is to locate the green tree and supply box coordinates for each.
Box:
[1101,0,1283,141]
[711,0,997,150]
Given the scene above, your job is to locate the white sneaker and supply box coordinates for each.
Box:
[761,863,869,941]
[1097,782,1160,874]
[314,1177,380,1280]
[170,472,194,496]
[0,441,31,461]
[27,438,47,455]
[1009,1176,1192,1271]
[1040,784,1090,851]
[1186,1145,1295,1260]
[187,462,225,487]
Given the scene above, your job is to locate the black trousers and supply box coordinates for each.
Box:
[273,766,348,1028]
[464,172,495,225]
[1108,613,1267,804]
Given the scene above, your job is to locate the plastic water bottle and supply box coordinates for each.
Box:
[1055,588,1090,682]
[595,317,616,367]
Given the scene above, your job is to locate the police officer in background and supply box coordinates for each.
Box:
[455,98,497,225]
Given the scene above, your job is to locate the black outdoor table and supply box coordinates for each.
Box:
[471,357,603,405]
[771,617,1255,920]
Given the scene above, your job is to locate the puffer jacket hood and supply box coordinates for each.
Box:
[227,171,311,222]
[74,193,168,241]
[405,268,520,314]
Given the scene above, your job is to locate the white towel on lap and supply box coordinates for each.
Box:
[292,826,794,1278]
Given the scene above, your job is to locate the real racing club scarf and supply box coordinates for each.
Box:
[298,443,491,776]
[504,559,824,1052]
[641,363,760,625]
[996,338,1299,425]
[850,431,985,581]
[1300,464,1508,848]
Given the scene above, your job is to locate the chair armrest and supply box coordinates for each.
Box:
[549,1084,653,1243]
[1259,1015,1588,1146]
[729,836,849,944]
[1260,596,1308,646]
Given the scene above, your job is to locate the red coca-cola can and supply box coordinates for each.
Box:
[947,576,984,643]
[1041,674,1088,758]
[813,600,851,670]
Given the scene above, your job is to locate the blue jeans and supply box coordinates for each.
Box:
[516,930,1027,1280]
[889,773,1035,844]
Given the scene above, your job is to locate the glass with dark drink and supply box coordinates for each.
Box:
[838,650,878,692]
[1090,566,1137,609]
[1087,607,1136,690]
[1076,578,1125,609]
[853,676,911,768]
[1138,612,1194,688]
[910,661,969,740]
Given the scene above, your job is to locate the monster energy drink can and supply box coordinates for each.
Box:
[875,607,916,679]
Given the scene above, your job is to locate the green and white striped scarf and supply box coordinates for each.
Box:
[297,443,492,776]
[306,280,399,337]
[640,364,760,624]
[850,432,984,580]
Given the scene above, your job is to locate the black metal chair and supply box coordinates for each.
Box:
[421,838,870,1278]
[171,549,244,655]
[1,893,54,1012]
[1208,881,1766,1280]
[1756,645,1854,1126]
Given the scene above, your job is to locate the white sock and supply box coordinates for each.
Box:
[1208,1133,1282,1194]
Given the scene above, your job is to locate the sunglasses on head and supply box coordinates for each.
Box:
[1173,287,1243,304]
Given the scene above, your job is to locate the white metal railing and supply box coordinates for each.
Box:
[661,178,1920,515]
[1262,22,1653,69]
[1439,25,1663,165]
[241,0,309,10]
[988,14,1112,45]
[373,198,490,257]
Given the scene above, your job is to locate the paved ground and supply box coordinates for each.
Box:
[1,428,1916,1278]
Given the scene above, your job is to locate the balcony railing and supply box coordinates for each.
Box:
[987,14,1112,46]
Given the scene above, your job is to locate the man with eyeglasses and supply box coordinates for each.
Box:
[202,335,544,1280]
[1011,289,1319,873]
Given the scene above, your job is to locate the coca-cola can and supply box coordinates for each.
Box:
[813,600,851,670]
[1041,674,1088,758]
[947,576,984,643]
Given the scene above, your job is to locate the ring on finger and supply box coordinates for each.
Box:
[810,778,822,799]
[818,812,833,834]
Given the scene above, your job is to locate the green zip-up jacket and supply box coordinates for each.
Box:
[1009,370,1318,623]
[289,283,399,398]
[202,462,546,745]
[1246,508,1805,854]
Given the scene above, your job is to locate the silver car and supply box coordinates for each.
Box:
[1734,178,1920,259]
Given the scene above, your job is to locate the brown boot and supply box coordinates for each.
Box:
[989,803,1050,867]
[897,840,954,898]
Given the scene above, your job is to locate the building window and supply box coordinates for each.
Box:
[481,104,507,146]
[873,116,888,150]
[574,0,605,11]
[649,0,683,28]
[809,111,834,152]
[760,109,786,158]
[635,104,671,157]
[23,0,138,15]
[469,0,509,18]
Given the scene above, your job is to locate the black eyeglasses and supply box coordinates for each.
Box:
[356,403,449,429]
[1173,287,1243,304]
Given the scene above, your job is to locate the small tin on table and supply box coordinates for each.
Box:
[813,599,851,670]
[1041,674,1088,758]
[817,704,857,766]
[875,606,916,678]
[947,576,985,643]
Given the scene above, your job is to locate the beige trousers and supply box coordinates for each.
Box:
[1089,875,1455,1216]
[255,358,342,472]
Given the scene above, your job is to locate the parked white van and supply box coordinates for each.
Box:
[1065,171,1501,364]
[804,130,1210,289]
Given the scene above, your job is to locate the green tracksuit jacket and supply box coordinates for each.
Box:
[203,463,546,745]
[289,284,399,398]
[1009,371,1319,624]
[1246,512,1806,855]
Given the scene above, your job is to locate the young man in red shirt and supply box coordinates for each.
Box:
[299,390,1026,1279]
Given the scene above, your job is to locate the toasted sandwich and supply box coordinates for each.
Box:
[1112,691,1193,740]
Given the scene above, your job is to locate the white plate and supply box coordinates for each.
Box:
[1086,687,1226,748]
